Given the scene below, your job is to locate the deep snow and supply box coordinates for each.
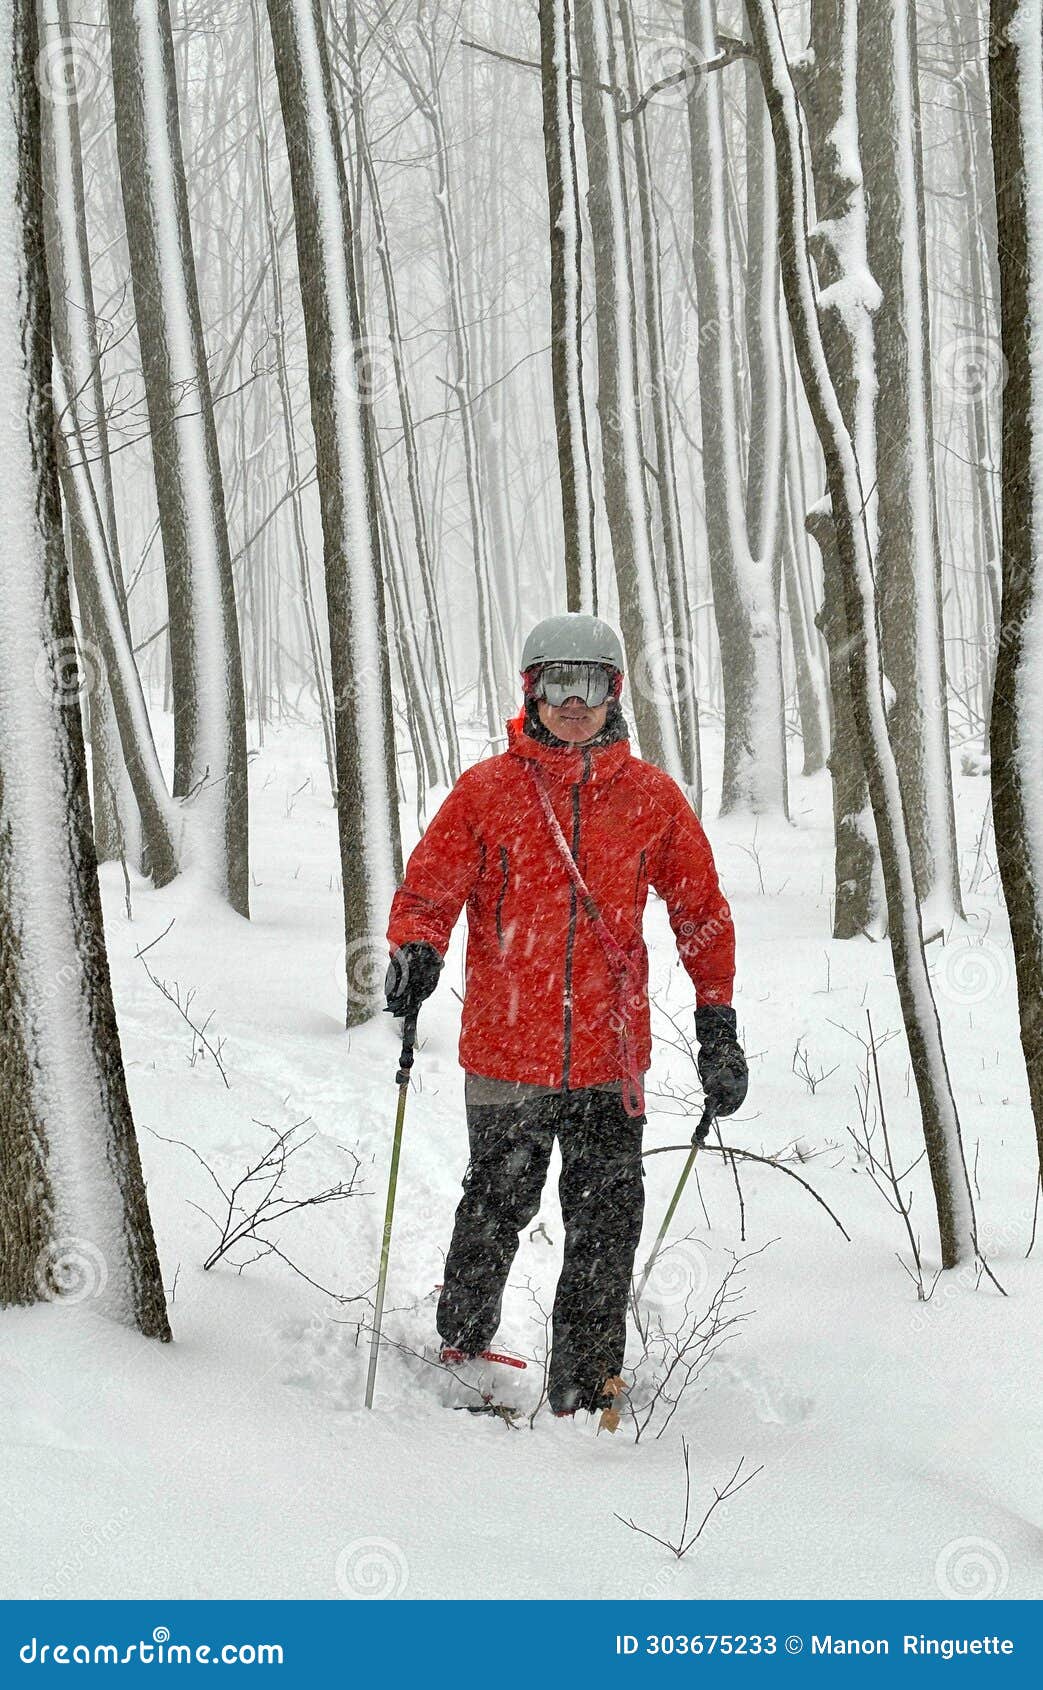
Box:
[1,713,1040,1601]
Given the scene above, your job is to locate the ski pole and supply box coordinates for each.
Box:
[365,1009,418,1410]
[632,1103,715,1311]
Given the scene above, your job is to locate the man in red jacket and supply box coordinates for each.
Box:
[385,613,745,1416]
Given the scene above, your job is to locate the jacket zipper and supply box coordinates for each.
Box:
[495,845,509,951]
[560,750,592,1089]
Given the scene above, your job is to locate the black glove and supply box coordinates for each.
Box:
[695,1004,748,1118]
[384,941,443,1019]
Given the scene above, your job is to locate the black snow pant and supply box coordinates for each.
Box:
[436,1087,645,1413]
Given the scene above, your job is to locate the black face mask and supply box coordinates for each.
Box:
[523,695,629,749]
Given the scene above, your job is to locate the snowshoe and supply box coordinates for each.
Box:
[439,1344,527,1371]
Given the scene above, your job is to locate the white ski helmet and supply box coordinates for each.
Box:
[520,613,625,675]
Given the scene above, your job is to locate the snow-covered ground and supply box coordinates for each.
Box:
[2,715,1040,1601]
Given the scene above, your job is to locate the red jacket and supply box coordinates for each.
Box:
[386,714,735,1089]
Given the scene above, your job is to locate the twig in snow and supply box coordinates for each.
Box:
[792,1038,839,1095]
[615,1439,763,1557]
[626,1249,765,1440]
[148,1120,364,1300]
[135,920,229,1086]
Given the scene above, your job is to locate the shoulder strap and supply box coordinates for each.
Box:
[527,767,627,970]
[527,764,646,1117]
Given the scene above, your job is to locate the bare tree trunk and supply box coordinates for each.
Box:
[248,0,337,799]
[858,0,963,930]
[0,0,169,1336]
[538,0,598,613]
[51,366,180,885]
[618,0,703,803]
[475,154,523,664]
[384,23,508,742]
[574,0,684,779]
[40,0,134,866]
[108,0,250,915]
[989,0,1043,1182]
[336,2,457,785]
[373,454,424,810]
[374,434,444,802]
[800,0,885,934]
[944,0,1002,752]
[266,0,401,1025]
[781,333,831,773]
[746,0,977,1268]
[40,0,179,888]
[742,47,789,812]
[682,0,787,813]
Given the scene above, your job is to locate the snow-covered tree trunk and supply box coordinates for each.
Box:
[538,0,598,615]
[782,341,831,774]
[989,0,1043,1181]
[247,0,337,799]
[743,57,783,576]
[383,23,510,743]
[618,0,703,804]
[800,0,885,935]
[338,1,457,786]
[266,0,401,1026]
[0,0,168,1336]
[944,0,1002,750]
[746,0,977,1268]
[573,0,685,781]
[681,0,787,814]
[857,0,963,931]
[39,0,129,865]
[51,365,179,881]
[40,0,179,888]
[475,150,525,666]
[107,0,249,915]
[742,46,788,810]
[375,457,430,825]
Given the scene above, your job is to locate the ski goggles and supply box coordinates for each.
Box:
[526,661,619,708]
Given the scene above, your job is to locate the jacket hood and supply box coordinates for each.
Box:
[505,709,632,786]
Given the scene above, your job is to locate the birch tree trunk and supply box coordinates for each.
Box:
[989,0,1043,1181]
[0,0,169,1337]
[746,0,977,1268]
[573,0,685,782]
[538,0,598,614]
[107,0,250,916]
[857,0,963,930]
[266,0,401,1026]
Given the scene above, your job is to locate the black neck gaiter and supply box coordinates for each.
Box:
[522,695,630,750]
